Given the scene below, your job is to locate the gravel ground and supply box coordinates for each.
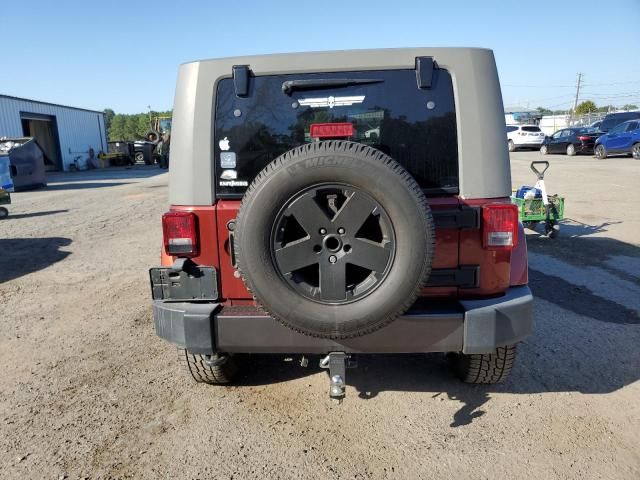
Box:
[0,154,638,479]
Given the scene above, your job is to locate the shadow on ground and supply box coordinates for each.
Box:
[230,307,638,425]
[529,268,638,324]
[45,165,165,183]
[0,237,72,283]
[526,219,639,270]
[3,209,68,220]
[40,182,132,191]
[553,217,622,237]
[223,224,639,427]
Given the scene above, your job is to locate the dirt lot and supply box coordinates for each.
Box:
[1,154,638,479]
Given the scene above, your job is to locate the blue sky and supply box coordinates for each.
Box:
[2,0,639,114]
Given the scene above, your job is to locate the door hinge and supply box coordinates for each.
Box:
[432,207,480,229]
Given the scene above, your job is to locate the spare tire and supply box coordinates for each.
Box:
[144,130,161,144]
[234,141,435,339]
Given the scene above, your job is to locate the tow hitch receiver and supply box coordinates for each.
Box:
[319,352,357,401]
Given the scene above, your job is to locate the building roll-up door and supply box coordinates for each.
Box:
[20,113,62,171]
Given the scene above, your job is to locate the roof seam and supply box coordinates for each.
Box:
[0,94,104,115]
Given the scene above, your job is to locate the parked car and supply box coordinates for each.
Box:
[150,48,533,399]
[506,124,545,151]
[594,120,640,159]
[598,111,640,133]
[540,127,599,156]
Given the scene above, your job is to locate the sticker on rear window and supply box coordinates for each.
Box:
[219,180,248,187]
[298,95,365,109]
[219,137,231,151]
[220,169,238,180]
[220,151,236,168]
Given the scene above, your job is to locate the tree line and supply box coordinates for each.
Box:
[536,102,638,116]
[103,109,172,142]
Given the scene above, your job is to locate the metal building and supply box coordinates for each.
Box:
[0,94,106,171]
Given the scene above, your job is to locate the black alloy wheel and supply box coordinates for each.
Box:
[272,183,395,304]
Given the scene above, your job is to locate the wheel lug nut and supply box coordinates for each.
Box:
[328,255,337,264]
[338,227,345,234]
[319,228,327,235]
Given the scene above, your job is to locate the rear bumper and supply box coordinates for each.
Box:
[578,143,595,153]
[152,286,533,355]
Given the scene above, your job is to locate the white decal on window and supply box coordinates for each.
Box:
[219,180,248,187]
[298,95,365,109]
[220,152,236,168]
[219,137,231,151]
[220,169,238,180]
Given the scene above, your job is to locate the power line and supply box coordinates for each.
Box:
[503,80,640,89]
[509,94,576,105]
[503,83,576,88]
[581,80,640,87]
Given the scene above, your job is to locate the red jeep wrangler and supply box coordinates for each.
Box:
[150,48,532,399]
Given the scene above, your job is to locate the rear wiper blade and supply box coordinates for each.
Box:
[282,78,384,95]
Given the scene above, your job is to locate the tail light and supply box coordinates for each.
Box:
[162,211,199,257]
[482,204,519,250]
[578,135,591,141]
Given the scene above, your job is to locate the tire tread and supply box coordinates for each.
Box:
[178,348,238,384]
[457,344,517,384]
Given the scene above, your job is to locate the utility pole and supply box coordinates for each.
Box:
[572,72,583,114]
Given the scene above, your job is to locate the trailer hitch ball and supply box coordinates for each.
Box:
[320,352,354,400]
[330,375,345,398]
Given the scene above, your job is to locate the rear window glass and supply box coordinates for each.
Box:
[214,69,458,197]
[521,126,541,132]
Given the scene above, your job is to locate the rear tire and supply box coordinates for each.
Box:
[632,143,640,160]
[179,348,239,385]
[508,140,515,152]
[0,207,8,219]
[595,144,607,159]
[452,344,517,384]
[566,144,576,156]
[144,130,161,144]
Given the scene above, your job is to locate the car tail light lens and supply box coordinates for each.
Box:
[310,123,354,139]
[482,204,519,250]
[162,211,199,257]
